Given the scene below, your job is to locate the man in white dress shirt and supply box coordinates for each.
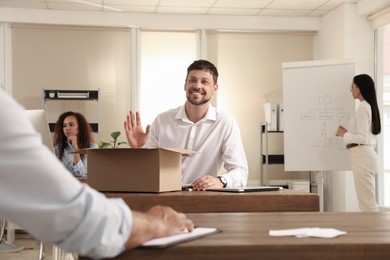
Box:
[0,88,193,259]
[124,60,248,191]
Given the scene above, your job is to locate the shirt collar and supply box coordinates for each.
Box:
[175,104,217,123]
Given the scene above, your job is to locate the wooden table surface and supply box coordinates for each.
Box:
[103,189,320,213]
[82,211,390,260]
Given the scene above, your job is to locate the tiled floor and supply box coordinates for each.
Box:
[0,232,77,260]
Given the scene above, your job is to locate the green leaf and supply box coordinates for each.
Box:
[111,131,121,141]
[98,140,111,149]
[116,141,128,148]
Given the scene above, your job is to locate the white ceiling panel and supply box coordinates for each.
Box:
[213,0,271,8]
[156,6,209,15]
[308,9,330,16]
[266,0,329,10]
[160,0,216,8]
[0,0,381,17]
[209,7,261,15]
[108,5,156,12]
[321,0,359,9]
[259,9,312,16]
[0,0,46,9]
[48,2,102,11]
[104,0,159,5]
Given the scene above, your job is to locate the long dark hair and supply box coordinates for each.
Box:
[53,111,94,160]
[353,74,381,135]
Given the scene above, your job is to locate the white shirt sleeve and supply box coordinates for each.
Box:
[0,89,132,259]
[343,101,376,145]
[60,142,98,177]
[220,117,248,187]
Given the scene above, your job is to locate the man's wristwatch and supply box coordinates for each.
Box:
[218,176,228,188]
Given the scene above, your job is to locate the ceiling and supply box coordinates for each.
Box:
[0,0,368,17]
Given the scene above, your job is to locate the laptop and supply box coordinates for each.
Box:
[206,186,282,193]
[25,109,54,153]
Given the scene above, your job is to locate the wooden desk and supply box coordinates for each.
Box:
[103,190,319,213]
[86,211,390,259]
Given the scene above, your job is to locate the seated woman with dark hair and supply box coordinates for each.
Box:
[53,111,98,177]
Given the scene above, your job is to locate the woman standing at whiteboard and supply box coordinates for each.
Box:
[53,111,98,177]
[336,74,381,212]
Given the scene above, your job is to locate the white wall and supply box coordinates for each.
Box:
[316,3,375,211]
[0,24,4,91]
[11,26,131,143]
[0,23,11,93]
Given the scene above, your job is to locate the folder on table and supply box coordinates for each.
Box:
[207,186,281,193]
[142,227,221,248]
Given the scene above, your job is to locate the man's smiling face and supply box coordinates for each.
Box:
[185,69,217,106]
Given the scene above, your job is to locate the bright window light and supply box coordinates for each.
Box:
[140,31,197,126]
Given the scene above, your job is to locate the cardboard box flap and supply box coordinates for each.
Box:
[72,148,94,154]
[75,147,196,156]
[160,148,197,157]
[128,147,196,156]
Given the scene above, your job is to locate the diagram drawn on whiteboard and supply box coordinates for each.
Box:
[299,94,350,150]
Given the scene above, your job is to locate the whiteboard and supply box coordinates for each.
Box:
[282,59,355,171]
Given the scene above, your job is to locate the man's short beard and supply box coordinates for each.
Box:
[186,95,211,106]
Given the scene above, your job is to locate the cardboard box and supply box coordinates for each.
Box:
[86,148,194,193]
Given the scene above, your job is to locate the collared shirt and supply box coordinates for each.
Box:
[55,142,98,177]
[145,104,248,187]
[0,89,132,259]
[343,100,377,145]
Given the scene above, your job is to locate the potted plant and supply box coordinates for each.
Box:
[98,131,128,148]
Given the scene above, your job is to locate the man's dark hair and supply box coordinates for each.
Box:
[186,60,219,84]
